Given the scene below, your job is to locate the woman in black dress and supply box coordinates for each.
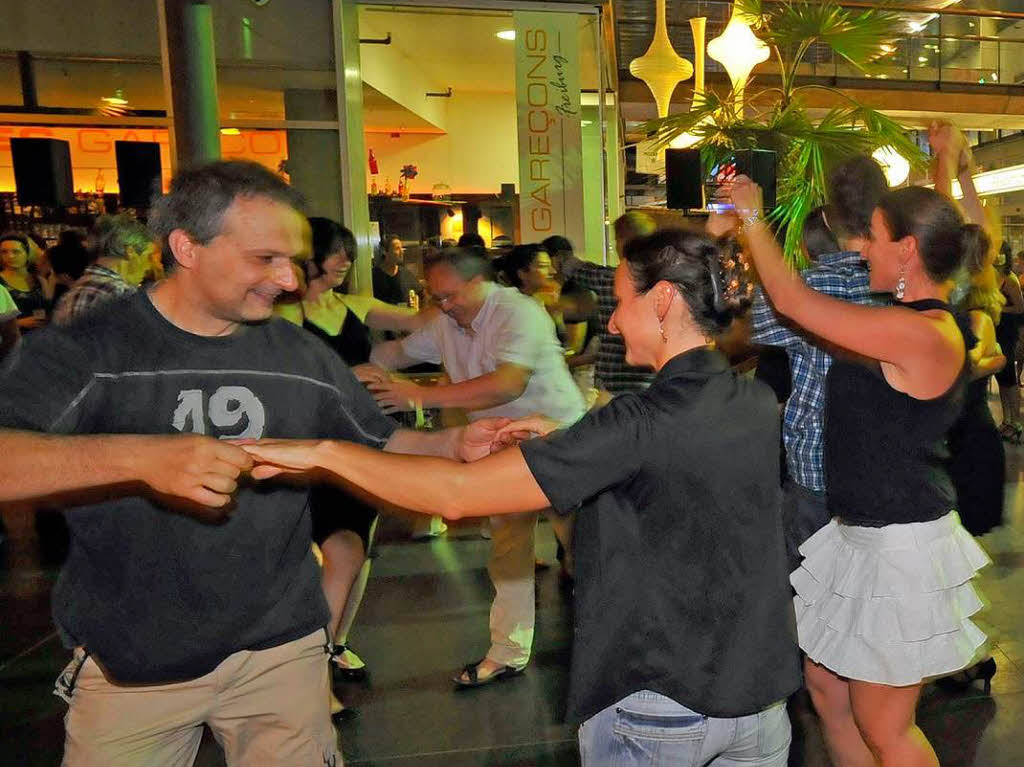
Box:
[277,218,422,702]
[994,253,1024,441]
[933,129,1008,538]
[949,248,1006,534]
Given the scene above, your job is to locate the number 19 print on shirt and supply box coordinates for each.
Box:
[172,386,266,439]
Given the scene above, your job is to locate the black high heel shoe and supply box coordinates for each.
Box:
[934,657,997,694]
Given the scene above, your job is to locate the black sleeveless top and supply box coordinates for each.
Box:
[0,275,48,318]
[824,299,970,527]
[303,309,372,367]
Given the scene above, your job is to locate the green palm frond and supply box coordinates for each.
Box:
[738,0,902,74]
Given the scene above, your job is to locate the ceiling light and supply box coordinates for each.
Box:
[706,11,768,111]
[918,56,929,63]
[942,163,1024,198]
[873,146,910,186]
[99,88,129,116]
[496,30,515,41]
[220,128,241,135]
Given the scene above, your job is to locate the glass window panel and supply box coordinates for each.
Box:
[212,0,336,122]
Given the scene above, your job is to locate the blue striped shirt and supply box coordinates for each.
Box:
[750,251,874,492]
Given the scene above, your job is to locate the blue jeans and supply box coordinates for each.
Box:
[578,690,790,767]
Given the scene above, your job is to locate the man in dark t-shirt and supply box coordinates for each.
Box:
[372,235,421,306]
[0,162,500,766]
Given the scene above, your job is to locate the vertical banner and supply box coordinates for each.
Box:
[514,11,584,250]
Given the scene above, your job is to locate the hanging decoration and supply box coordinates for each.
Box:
[629,0,693,119]
[706,6,769,112]
[670,17,709,150]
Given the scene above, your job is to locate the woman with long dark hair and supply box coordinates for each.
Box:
[243,228,801,766]
[730,176,990,767]
[275,217,424,713]
[0,232,54,330]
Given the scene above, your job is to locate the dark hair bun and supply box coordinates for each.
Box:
[622,228,750,336]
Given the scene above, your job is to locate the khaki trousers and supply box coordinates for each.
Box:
[60,629,341,767]
[486,510,573,668]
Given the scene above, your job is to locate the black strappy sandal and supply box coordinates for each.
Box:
[452,659,525,688]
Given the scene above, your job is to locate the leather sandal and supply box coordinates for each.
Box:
[452,659,524,688]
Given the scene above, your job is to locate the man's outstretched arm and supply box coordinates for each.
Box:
[0,429,252,508]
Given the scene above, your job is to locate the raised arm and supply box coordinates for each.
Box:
[244,439,550,518]
[930,121,986,230]
[731,177,962,397]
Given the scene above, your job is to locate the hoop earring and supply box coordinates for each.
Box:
[896,263,907,301]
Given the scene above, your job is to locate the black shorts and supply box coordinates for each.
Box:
[310,484,378,553]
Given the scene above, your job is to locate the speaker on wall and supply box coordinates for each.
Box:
[742,149,777,210]
[115,141,162,208]
[665,148,703,210]
[10,137,74,207]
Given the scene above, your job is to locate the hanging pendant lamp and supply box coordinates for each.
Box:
[707,6,769,112]
[629,0,694,118]
[671,17,709,149]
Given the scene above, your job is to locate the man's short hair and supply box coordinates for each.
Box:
[613,211,656,243]
[423,247,492,282]
[457,232,486,250]
[90,213,152,262]
[826,155,888,240]
[148,161,305,262]
[541,235,573,257]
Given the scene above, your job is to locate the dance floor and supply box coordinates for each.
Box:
[3,410,1024,765]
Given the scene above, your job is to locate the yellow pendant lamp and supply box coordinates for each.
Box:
[671,17,709,149]
[707,6,769,112]
[629,0,694,119]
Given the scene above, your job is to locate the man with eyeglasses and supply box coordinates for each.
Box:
[358,246,585,688]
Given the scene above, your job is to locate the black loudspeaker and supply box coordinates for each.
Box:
[665,148,703,210]
[10,138,74,207]
[115,141,162,208]
[741,149,777,210]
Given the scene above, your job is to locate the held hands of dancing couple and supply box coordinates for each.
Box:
[232,415,556,481]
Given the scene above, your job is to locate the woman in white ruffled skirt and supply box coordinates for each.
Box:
[732,175,990,767]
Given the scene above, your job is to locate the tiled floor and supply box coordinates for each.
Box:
[3,403,1024,766]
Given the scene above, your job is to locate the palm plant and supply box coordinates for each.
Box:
[644,0,928,262]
